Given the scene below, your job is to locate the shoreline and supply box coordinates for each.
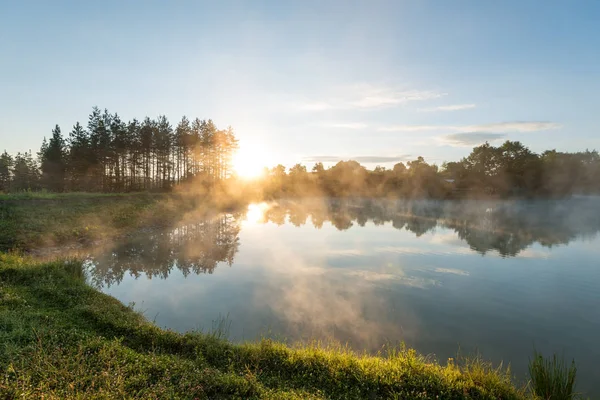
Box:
[0,253,529,399]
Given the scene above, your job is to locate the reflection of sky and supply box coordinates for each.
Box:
[100,217,600,396]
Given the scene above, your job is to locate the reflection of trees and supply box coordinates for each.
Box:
[260,198,600,257]
[88,213,241,287]
[87,199,600,286]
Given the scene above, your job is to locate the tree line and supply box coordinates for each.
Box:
[0,107,238,192]
[2,111,599,198]
[258,141,600,198]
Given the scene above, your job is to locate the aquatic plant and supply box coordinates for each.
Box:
[528,350,578,400]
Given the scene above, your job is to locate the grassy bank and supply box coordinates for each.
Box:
[0,254,530,399]
[0,191,245,252]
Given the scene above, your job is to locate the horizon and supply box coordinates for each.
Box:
[1,1,599,170]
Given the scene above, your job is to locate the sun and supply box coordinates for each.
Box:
[231,142,269,179]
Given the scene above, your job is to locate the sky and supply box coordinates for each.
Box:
[1,0,599,169]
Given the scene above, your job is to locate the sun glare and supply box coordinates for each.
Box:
[232,143,268,179]
[244,203,268,224]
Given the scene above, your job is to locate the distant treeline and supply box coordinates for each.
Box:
[0,107,238,192]
[1,110,599,198]
[258,142,600,198]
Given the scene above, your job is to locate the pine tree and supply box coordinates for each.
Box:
[87,107,103,191]
[127,119,141,191]
[190,118,202,177]
[110,113,127,191]
[39,125,66,192]
[67,122,90,191]
[0,151,13,192]
[155,115,173,189]
[174,116,191,184]
[12,151,39,191]
[139,117,154,189]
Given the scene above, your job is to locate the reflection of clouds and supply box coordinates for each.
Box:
[346,270,438,288]
[347,270,398,281]
[254,273,421,349]
[515,248,551,259]
[375,246,428,255]
[434,268,470,276]
[326,248,366,257]
[249,236,424,349]
[374,245,469,257]
[427,231,465,247]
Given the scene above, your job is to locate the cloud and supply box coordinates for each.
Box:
[440,132,507,146]
[467,121,562,132]
[297,84,446,111]
[303,155,412,163]
[379,121,562,133]
[351,89,445,109]
[323,122,368,129]
[354,155,412,163]
[419,103,476,112]
[299,102,335,111]
[379,125,444,132]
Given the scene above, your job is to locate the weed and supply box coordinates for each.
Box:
[528,350,578,400]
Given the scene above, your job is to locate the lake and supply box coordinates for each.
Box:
[85,197,600,395]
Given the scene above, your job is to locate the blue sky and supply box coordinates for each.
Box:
[1,0,599,168]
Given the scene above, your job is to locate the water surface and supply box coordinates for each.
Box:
[86,198,600,395]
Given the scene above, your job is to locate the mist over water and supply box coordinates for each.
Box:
[85,197,600,395]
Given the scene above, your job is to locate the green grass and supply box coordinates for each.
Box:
[0,192,246,252]
[0,253,531,399]
[528,351,579,400]
[0,193,169,251]
[0,191,140,200]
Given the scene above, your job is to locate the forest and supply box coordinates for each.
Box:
[260,144,600,198]
[1,107,600,198]
[0,107,238,192]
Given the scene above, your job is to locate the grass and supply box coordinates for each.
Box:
[0,191,141,200]
[0,253,532,399]
[528,351,579,400]
[0,191,246,252]
[0,192,167,251]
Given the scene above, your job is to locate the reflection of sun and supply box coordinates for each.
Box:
[245,203,268,224]
[232,143,268,179]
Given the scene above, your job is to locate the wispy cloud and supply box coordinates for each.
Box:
[323,122,368,129]
[467,121,562,132]
[418,103,476,112]
[377,121,562,147]
[434,268,470,276]
[303,155,412,163]
[299,102,335,111]
[379,121,562,133]
[298,84,446,111]
[379,125,444,132]
[351,89,445,109]
[440,132,506,146]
